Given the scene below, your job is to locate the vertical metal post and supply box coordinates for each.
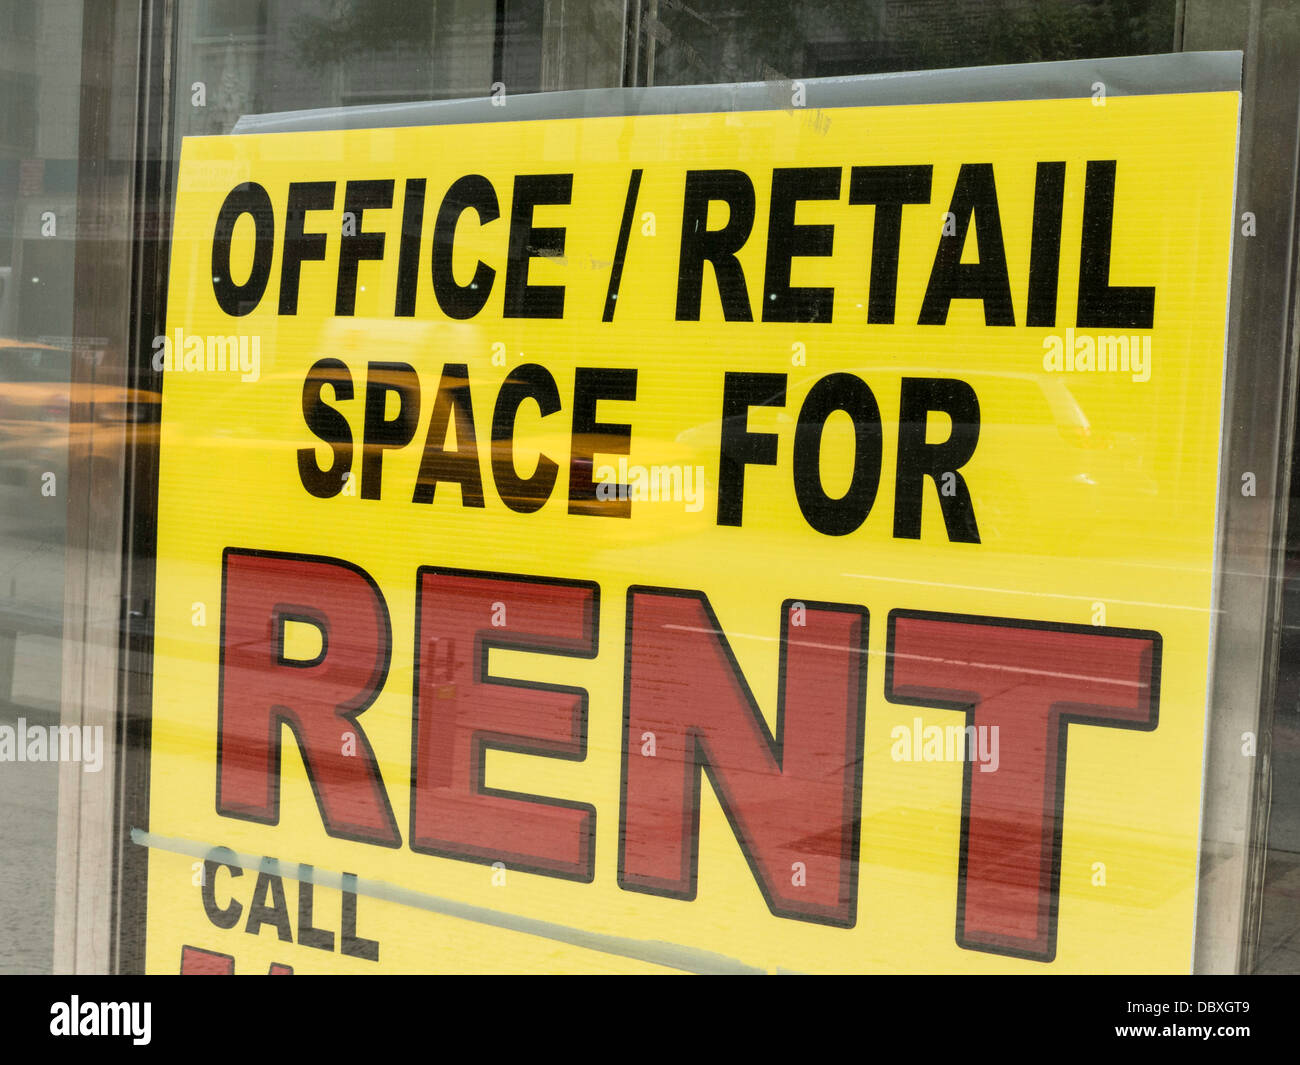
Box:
[1183,0,1300,972]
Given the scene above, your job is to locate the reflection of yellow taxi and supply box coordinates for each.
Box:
[0,340,74,494]
[0,340,160,496]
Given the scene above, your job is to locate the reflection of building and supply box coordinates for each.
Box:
[175,0,499,139]
[173,0,636,140]
[0,7,38,301]
[0,6,82,342]
[646,0,1167,86]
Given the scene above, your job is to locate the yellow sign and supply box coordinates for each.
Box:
[145,85,1240,973]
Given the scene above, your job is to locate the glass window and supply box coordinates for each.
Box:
[0,0,86,974]
[9,0,1300,983]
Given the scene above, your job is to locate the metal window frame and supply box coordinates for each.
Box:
[51,0,177,975]
[1182,0,1300,975]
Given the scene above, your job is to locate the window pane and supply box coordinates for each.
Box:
[0,0,85,975]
